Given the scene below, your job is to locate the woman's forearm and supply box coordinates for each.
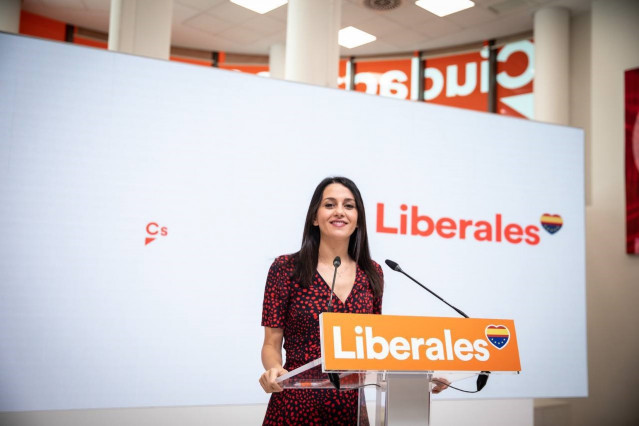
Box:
[261,342,283,370]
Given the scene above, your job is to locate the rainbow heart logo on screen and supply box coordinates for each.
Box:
[540,214,563,234]
[486,325,510,350]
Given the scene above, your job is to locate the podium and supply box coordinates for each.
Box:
[276,313,521,425]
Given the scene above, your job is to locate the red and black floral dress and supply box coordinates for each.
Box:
[261,255,383,425]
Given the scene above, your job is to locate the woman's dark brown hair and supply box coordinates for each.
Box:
[292,176,383,297]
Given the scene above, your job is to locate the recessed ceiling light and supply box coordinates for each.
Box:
[230,0,288,14]
[338,26,377,49]
[415,0,475,17]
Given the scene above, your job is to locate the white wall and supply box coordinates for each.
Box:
[0,0,20,33]
[570,10,591,206]
[551,1,639,425]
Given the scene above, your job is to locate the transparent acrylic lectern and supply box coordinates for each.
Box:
[276,312,521,425]
[276,357,489,425]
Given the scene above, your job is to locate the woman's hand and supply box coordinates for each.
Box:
[431,377,450,394]
[260,327,286,393]
[259,366,288,393]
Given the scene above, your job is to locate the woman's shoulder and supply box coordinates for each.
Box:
[271,253,297,270]
[371,259,384,275]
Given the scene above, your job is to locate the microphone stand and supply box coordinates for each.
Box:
[327,256,342,390]
[385,259,490,392]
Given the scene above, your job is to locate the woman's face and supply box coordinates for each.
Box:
[313,183,358,242]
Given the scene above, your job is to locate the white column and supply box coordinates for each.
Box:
[0,0,21,34]
[269,43,286,80]
[533,7,570,124]
[285,0,341,88]
[108,0,173,60]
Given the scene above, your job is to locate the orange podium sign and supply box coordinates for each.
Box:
[320,313,521,372]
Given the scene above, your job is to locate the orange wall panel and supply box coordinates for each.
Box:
[19,10,66,41]
[424,50,488,112]
[219,64,268,75]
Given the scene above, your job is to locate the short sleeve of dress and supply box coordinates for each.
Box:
[261,256,290,329]
[373,261,384,315]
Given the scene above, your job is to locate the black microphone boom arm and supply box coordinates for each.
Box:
[384,259,469,318]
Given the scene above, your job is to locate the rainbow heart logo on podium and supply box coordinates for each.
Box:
[486,325,510,350]
[540,214,563,234]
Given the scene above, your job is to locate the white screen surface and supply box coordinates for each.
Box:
[0,33,586,411]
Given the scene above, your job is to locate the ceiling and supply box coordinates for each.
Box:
[21,0,592,56]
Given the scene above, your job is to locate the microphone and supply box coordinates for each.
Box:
[326,256,342,390]
[327,256,341,313]
[385,259,469,318]
[385,259,490,392]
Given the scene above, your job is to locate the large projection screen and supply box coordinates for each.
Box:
[0,33,587,411]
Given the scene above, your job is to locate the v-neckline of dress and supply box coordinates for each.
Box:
[317,264,359,306]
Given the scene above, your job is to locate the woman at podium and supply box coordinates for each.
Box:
[259,176,384,425]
